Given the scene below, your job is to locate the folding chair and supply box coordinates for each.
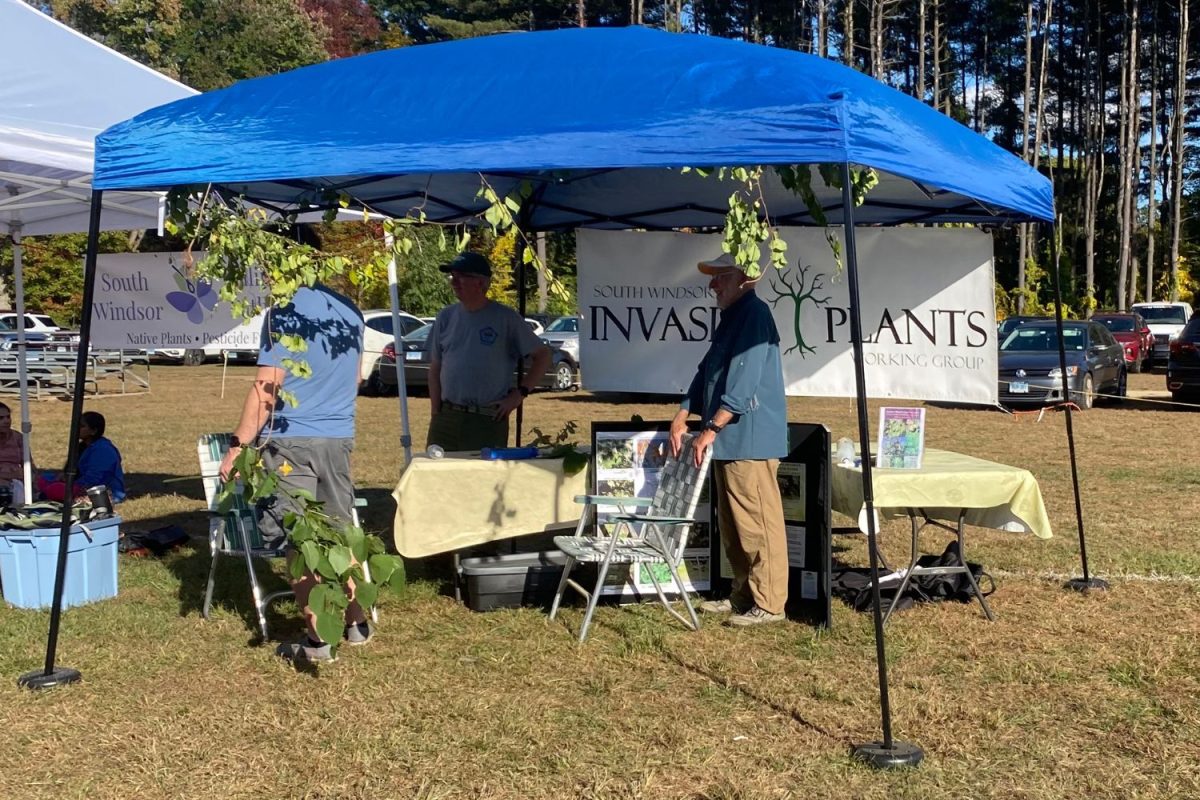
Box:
[197,433,374,640]
[549,432,712,643]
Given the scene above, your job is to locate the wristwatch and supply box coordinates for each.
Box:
[704,420,724,434]
[517,386,531,397]
[229,435,243,449]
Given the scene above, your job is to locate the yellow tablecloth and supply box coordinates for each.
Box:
[830,448,1053,539]
[391,453,589,557]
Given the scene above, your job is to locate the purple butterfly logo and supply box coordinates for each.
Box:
[166,264,218,325]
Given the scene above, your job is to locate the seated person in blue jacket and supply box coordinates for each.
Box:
[37,411,126,503]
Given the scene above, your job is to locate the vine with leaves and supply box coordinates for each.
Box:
[684,164,879,280]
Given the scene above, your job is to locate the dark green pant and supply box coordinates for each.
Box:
[426,407,508,452]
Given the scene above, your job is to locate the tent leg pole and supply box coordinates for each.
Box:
[12,230,34,505]
[17,191,105,691]
[384,233,413,466]
[839,164,922,769]
[1050,218,1107,593]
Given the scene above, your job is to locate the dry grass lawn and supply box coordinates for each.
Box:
[0,365,1197,799]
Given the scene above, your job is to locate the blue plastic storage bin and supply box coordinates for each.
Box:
[0,515,121,609]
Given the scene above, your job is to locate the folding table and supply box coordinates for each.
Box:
[830,448,1053,621]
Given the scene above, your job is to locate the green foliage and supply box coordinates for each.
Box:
[681,166,786,280]
[174,0,328,91]
[527,420,587,476]
[52,0,182,76]
[219,429,403,655]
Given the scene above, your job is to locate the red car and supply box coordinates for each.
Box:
[1092,312,1153,373]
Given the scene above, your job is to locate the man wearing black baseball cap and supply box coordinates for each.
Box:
[426,252,551,451]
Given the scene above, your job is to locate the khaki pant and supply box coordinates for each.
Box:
[427,406,508,452]
[714,458,788,615]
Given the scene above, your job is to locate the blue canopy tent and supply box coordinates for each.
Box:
[37,26,1083,766]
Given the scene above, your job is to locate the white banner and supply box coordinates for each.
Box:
[91,252,265,350]
[577,228,998,405]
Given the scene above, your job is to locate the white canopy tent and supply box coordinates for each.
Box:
[0,0,195,501]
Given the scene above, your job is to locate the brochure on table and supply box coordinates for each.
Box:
[876,407,926,469]
[591,421,711,597]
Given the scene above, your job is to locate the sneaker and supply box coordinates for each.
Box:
[343,621,373,646]
[698,598,739,614]
[725,606,786,628]
[276,637,335,663]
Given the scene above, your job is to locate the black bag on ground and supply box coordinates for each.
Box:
[120,525,189,556]
[831,541,995,614]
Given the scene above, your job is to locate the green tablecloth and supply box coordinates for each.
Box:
[392,453,588,557]
[830,448,1053,539]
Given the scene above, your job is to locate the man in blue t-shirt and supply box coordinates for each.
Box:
[219,280,366,663]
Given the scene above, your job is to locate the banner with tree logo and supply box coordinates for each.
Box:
[577,228,998,405]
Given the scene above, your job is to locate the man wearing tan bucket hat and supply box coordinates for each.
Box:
[669,251,789,627]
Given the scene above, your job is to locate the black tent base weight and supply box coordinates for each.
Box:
[852,740,924,769]
[18,666,81,690]
[1066,577,1110,593]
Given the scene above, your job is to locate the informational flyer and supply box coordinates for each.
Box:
[876,407,926,469]
[593,428,711,596]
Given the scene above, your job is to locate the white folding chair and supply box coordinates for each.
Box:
[549,433,712,643]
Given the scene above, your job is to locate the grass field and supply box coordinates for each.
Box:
[0,365,1197,799]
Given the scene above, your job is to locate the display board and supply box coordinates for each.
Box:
[709,422,832,629]
[590,420,711,597]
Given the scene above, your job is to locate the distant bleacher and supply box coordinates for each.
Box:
[0,345,149,398]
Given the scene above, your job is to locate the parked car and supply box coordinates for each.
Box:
[1130,301,1193,365]
[374,323,576,394]
[361,309,426,392]
[997,320,1126,410]
[1166,313,1200,402]
[0,312,60,333]
[1092,312,1153,373]
[996,315,1051,340]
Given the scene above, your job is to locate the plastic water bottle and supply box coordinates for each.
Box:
[836,437,856,466]
[426,444,445,459]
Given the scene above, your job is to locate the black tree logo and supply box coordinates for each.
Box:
[767,263,831,357]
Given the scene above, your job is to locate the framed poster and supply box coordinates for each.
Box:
[591,420,711,597]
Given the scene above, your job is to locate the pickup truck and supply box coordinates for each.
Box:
[1131,302,1194,365]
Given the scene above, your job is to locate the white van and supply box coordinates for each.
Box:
[1131,301,1194,364]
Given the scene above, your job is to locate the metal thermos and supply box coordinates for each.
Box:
[86,485,113,519]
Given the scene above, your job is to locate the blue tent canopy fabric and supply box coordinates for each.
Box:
[93,27,1054,227]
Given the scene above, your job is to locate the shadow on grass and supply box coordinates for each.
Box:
[601,603,854,749]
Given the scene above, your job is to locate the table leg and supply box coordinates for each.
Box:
[881,512,924,624]
[881,510,994,623]
[954,512,995,621]
[453,550,462,604]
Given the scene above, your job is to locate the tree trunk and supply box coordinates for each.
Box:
[817,0,829,57]
[932,0,941,111]
[1146,30,1159,302]
[1116,0,1139,310]
[844,0,856,68]
[917,0,926,101]
[1017,0,1034,313]
[1170,0,1189,302]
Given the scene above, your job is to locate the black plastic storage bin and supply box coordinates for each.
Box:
[459,550,571,611]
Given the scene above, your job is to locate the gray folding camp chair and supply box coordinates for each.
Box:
[549,432,711,643]
[197,433,373,639]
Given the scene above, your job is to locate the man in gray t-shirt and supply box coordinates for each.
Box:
[427,252,551,451]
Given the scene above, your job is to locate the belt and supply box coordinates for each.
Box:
[442,400,501,416]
